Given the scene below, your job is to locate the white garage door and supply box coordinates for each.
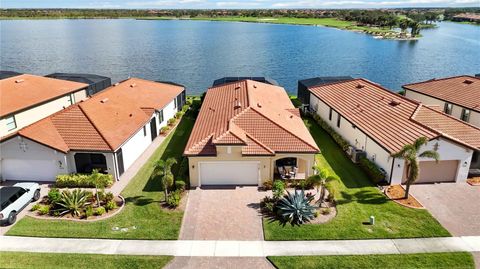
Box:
[2,159,58,182]
[199,161,259,186]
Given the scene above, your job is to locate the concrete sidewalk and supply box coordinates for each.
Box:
[1,236,479,257]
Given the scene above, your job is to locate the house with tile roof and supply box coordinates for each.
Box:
[403,75,480,128]
[0,74,89,137]
[303,78,480,184]
[0,78,186,182]
[184,80,319,187]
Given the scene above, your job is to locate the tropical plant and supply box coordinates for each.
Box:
[272,180,285,199]
[38,205,50,215]
[90,169,103,207]
[56,189,90,217]
[153,157,177,201]
[85,205,94,219]
[94,206,106,216]
[276,190,315,225]
[391,137,440,199]
[105,200,117,211]
[166,190,182,208]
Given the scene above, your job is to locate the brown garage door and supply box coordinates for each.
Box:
[402,160,458,184]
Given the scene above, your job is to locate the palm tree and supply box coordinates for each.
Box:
[310,165,333,206]
[391,137,439,199]
[409,21,421,37]
[399,19,409,33]
[153,158,177,201]
[90,169,102,207]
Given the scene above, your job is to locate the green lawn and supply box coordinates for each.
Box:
[263,117,450,240]
[0,252,172,269]
[268,252,475,269]
[6,115,195,240]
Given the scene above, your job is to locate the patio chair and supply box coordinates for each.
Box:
[278,166,289,180]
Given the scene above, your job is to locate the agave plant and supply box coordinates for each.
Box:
[56,189,90,217]
[277,190,315,225]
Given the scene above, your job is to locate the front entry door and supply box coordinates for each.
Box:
[150,118,157,141]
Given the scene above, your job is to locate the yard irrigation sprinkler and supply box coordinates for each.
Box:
[369,215,375,225]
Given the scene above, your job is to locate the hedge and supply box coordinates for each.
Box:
[311,113,349,151]
[55,173,113,188]
[358,157,386,183]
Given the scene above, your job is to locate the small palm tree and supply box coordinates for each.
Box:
[153,158,177,201]
[90,169,102,207]
[392,137,439,199]
[399,19,409,33]
[310,165,335,206]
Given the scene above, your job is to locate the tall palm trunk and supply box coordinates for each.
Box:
[404,164,411,199]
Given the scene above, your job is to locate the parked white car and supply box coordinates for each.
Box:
[0,182,41,225]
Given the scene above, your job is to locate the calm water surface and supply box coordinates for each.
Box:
[1,19,479,94]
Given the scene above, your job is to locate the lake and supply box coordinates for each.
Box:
[1,19,479,94]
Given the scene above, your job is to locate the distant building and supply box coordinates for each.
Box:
[45,73,112,96]
[0,74,89,137]
[297,76,353,107]
[452,13,480,23]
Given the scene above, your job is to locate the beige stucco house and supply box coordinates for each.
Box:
[0,74,89,137]
[184,80,319,187]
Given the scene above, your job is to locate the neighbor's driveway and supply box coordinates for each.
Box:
[410,183,480,236]
[180,186,270,241]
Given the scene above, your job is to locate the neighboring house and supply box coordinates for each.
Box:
[403,76,480,128]
[452,13,480,23]
[0,74,89,137]
[45,73,112,96]
[304,78,480,184]
[0,78,186,182]
[212,77,279,87]
[184,80,319,187]
[297,76,353,107]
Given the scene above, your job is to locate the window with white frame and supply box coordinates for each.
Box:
[6,115,17,131]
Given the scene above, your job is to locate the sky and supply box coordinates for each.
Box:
[1,0,479,9]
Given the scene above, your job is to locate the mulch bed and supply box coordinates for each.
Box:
[467,177,480,186]
[30,196,124,222]
[385,185,423,209]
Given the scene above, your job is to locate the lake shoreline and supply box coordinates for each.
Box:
[0,16,420,41]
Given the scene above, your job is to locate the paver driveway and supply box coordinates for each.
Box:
[410,183,480,236]
[180,186,269,240]
[410,183,480,269]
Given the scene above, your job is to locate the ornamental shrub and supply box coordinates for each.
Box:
[94,206,106,216]
[31,204,41,212]
[160,126,169,134]
[38,205,50,215]
[85,205,94,219]
[105,200,117,212]
[167,118,176,126]
[311,114,349,151]
[166,190,181,208]
[359,157,386,184]
[175,111,184,119]
[55,173,113,188]
[175,180,186,191]
[47,188,61,204]
[182,104,189,112]
[272,180,286,199]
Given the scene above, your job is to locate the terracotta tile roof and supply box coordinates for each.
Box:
[403,76,480,113]
[0,74,88,117]
[309,79,480,153]
[184,80,319,156]
[412,105,480,150]
[6,78,184,152]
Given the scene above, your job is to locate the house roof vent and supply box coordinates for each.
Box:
[15,79,25,83]
[356,83,365,89]
[235,86,241,90]
[130,83,136,88]
[257,103,262,108]
[100,98,109,103]
[253,84,257,88]
[114,82,119,86]
[389,100,401,107]
[463,79,474,85]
